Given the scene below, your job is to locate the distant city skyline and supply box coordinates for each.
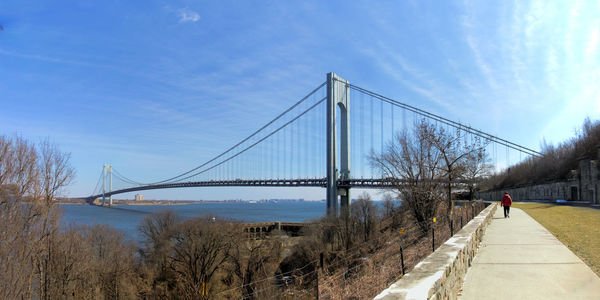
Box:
[1,1,599,200]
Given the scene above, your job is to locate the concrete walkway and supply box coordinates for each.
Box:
[460,206,600,300]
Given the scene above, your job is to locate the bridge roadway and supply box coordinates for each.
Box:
[89,178,464,200]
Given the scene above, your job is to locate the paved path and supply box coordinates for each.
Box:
[460,206,600,300]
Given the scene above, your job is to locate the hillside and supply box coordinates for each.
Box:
[485,118,600,190]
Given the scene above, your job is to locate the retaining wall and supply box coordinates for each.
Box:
[374,203,497,300]
[477,182,574,202]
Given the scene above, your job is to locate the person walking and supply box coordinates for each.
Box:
[501,192,512,218]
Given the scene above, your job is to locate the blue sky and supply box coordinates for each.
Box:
[1,1,599,200]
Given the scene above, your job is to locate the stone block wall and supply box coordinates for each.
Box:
[479,156,600,204]
[580,159,599,204]
[374,203,497,300]
[478,182,573,202]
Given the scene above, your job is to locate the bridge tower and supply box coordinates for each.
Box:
[326,72,350,216]
[102,164,113,206]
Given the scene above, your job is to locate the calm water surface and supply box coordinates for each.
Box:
[60,201,325,241]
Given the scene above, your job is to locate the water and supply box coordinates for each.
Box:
[59,201,326,242]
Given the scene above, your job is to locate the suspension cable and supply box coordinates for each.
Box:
[166,97,327,182]
[112,168,145,185]
[91,170,103,196]
[343,81,542,157]
[115,81,327,186]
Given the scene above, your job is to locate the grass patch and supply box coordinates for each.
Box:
[513,203,600,276]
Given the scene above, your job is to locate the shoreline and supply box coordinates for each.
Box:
[58,200,200,206]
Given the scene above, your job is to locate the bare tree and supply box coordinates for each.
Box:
[33,139,75,300]
[0,135,76,299]
[370,120,444,233]
[37,139,75,204]
[381,193,396,219]
[381,193,403,230]
[421,124,487,216]
[138,209,181,298]
[0,191,40,299]
[43,226,92,299]
[485,118,600,191]
[351,192,378,242]
[169,217,233,299]
[82,224,138,299]
[462,149,493,200]
[0,136,13,187]
[11,136,39,198]
[228,236,282,299]
[0,136,43,299]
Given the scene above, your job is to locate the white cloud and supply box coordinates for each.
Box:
[545,47,559,91]
[465,35,498,91]
[178,8,200,23]
[585,26,599,58]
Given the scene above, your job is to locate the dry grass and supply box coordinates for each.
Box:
[317,201,487,299]
[513,203,600,276]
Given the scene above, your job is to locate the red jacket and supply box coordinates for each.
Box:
[501,194,512,206]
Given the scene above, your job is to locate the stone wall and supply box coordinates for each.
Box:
[479,157,600,204]
[477,181,575,202]
[478,179,600,204]
[580,159,599,204]
[374,203,497,300]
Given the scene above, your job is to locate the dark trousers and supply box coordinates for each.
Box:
[503,206,510,217]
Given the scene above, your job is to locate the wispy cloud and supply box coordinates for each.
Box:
[585,26,599,59]
[359,42,461,117]
[0,48,136,77]
[178,8,200,23]
[461,2,499,92]
[1,49,100,68]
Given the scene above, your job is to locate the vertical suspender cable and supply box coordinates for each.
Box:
[506,145,509,168]
[391,102,394,140]
[284,118,287,179]
[321,100,325,178]
[350,90,355,181]
[277,130,280,179]
[360,93,364,178]
[312,97,317,178]
[289,115,292,179]
[271,133,274,179]
[370,94,374,177]
[380,98,384,156]
[403,109,406,133]
[304,102,308,178]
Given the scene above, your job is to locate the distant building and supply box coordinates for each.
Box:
[135,194,144,201]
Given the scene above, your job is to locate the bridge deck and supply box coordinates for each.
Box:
[88,178,468,199]
[459,207,600,299]
[89,178,411,199]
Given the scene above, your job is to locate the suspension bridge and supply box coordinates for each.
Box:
[89,73,541,215]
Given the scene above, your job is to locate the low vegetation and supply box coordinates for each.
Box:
[485,118,600,190]
[1,119,492,299]
[514,203,600,276]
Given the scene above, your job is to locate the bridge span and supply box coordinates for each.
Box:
[90,72,540,213]
[88,178,470,201]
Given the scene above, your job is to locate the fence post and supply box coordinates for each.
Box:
[450,209,454,236]
[316,252,323,299]
[460,207,463,228]
[399,228,406,275]
[432,217,436,252]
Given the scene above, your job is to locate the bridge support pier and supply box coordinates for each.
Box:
[102,165,112,206]
[326,72,350,216]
